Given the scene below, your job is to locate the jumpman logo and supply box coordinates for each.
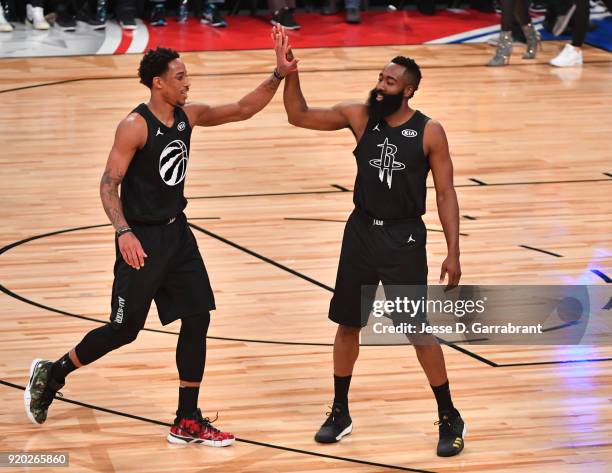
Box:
[407,234,415,243]
[156,128,164,136]
[372,123,381,132]
[368,137,405,189]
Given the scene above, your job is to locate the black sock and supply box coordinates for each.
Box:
[431,380,456,416]
[50,353,77,384]
[177,386,199,418]
[333,375,352,410]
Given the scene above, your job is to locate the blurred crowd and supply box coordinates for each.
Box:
[0,0,609,67]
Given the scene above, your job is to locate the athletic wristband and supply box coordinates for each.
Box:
[273,68,285,81]
[116,227,132,238]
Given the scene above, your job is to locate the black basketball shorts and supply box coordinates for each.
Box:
[329,209,428,328]
[109,212,215,329]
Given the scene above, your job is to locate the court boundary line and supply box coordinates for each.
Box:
[591,269,611,284]
[0,379,436,473]
[518,245,563,258]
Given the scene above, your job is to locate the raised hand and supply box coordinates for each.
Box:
[271,25,298,77]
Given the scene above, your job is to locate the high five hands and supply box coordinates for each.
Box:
[271,25,299,77]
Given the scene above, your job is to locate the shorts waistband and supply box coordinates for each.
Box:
[129,214,182,226]
[352,208,422,227]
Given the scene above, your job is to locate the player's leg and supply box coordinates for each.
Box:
[25,226,162,425]
[156,217,232,446]
[167,312,235,447]
[315,212,378,443]
[379,220,465,457]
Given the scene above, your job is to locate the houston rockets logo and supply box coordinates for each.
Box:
[368,137,405,189]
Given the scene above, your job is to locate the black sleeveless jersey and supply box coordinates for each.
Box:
[352,110,431,220]
[121,103,192,224]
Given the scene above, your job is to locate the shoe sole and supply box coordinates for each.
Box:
[550,58,583,67]
[26,19,50,30]
[167,432,235,447]
[269,19,300,30]
[314,423,353,443]
[24,358,43,425]
[200,19,227,27]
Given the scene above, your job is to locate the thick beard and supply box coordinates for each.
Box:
[367,88,405,122]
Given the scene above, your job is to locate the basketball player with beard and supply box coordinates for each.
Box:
[24,27,297,447]
[283,56,465,457]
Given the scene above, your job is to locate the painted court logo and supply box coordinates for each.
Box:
[115,296,126,325]
[369,137,405,189]
[159,140,189,186]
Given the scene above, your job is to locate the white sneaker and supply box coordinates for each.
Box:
[550,44,583,67]
[26,3,50,30]
[0,4,13,32]
[590,0,608,14]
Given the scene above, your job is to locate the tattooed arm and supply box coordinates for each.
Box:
[100,168,128,231]
[100,114,148,269]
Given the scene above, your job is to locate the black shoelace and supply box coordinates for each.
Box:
[194,409,221,433]
[434,417,454,436]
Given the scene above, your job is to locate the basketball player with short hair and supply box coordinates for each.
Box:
[24,27,297,447]
[283,54,466,456]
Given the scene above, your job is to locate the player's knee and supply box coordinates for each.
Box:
[109,324,141,347]
[180,312,210,338]
[337,324,361,340]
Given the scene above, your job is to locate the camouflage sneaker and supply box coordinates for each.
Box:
[24,359,64,425]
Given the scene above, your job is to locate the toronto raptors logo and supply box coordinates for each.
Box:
[159,140,189,186]
[368,137,405,189]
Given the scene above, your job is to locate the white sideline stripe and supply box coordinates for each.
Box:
[127,19,149,53]
[425,15,545,44]
[425,23,503,44]
[97,20,123,54]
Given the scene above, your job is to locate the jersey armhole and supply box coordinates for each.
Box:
[421,116,431,165]
[352,116,376,156]
[131,110,150,152]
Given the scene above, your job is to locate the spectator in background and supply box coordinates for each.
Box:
[1,1,13,31]
[195,0,228,27]
[48,0,77,31]
[270,0,300,29]
[322,0,361,24]
[26,1,50,29]
[116,0,137,29]
[148,0,227,27]
[550,0,612,66]
[76,0,108,29]
[149,0,166,25]
[487,0,540,65]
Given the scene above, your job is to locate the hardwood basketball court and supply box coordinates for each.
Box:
[1,44,611,472]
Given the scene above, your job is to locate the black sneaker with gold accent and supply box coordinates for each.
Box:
[314,402,352,443]
[436,410,466,457]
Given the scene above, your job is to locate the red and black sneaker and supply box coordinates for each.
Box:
[167,409,235,447]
